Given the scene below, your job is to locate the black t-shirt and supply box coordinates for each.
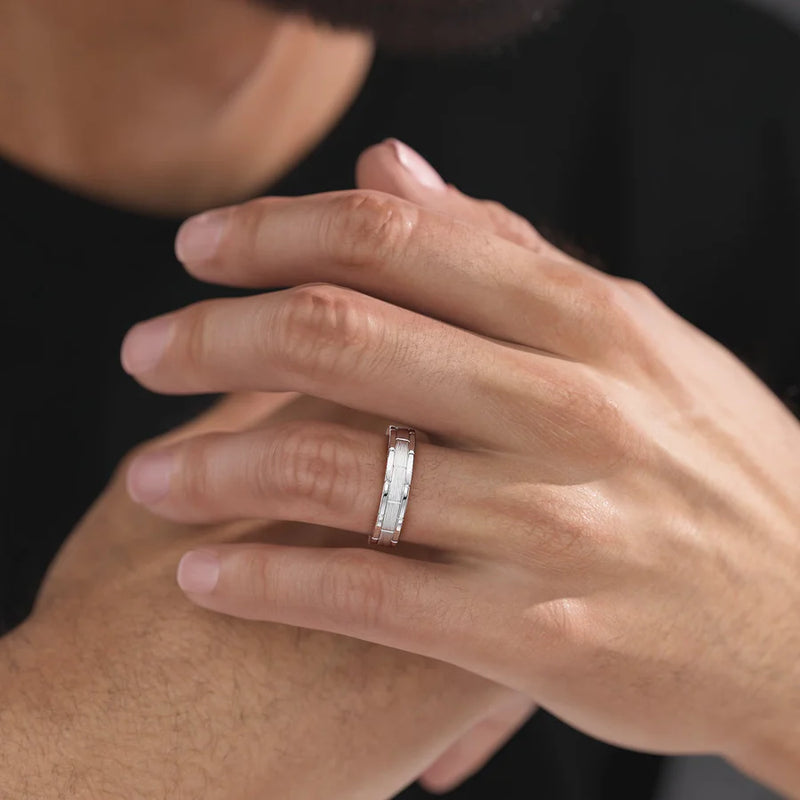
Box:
[1,0,798,797]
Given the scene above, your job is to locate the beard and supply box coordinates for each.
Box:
[252,0,568,54]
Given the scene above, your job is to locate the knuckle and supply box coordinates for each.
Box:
[318,549,391,629]
[496,357,633,468]
[536,597,581,640]
[572,373,625,431]
[578,276,632,325]
[478,199,514,229]
[546,487,618,563]
[537,503,593,566]
[274,284,376,379]
[227,200,266,262]
[479,199,542,248]
[523,597,591,661]
[268,422,361,512]
[321,190,418,268]
[224,196,289,267]
[606,279,681,382]
[176,436,214,508]
[615,276,659,305]
[579,277,656,356]
[496,486,610,570]
[179,300,216,374]
[586,279,669,374]
[573,382,636,467]
[238,548,273,603]
[564,274,634,342]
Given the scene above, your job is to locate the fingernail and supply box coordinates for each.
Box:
[127,450,175,505]
[175,209,230,263]
[121,315,174,374]
[177,551,221,595]
[385,138,447,191]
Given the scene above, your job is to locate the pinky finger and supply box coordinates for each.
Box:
[176,543,472,659]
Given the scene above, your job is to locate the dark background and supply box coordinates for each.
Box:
[1,0,797,797]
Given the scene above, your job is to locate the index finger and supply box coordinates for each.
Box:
[174,189,620,360]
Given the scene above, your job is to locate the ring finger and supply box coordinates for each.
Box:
[126,419,517,553]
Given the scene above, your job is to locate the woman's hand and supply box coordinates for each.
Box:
[121,140,800,794]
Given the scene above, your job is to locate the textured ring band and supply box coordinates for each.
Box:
[370,425,416,547]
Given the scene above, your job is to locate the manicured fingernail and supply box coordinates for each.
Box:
[127,450,175,505]
[175,209,230,263]
[386,138,447,191]
[177,551,220,595]
[121,315,174,374]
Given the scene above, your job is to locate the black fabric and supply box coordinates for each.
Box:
[1,0,797,796]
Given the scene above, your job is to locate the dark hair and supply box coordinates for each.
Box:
[251,0,567,54]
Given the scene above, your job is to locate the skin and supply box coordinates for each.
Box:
[0,0,375,214]
[0,0,546,793]
[4,0,794,794]
[0,0,562,215]
[0,392,518,798]
[120,139,800,796]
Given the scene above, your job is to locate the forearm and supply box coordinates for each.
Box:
[0,624,115,800]
[0,608,497,800]
[0,397,501,799]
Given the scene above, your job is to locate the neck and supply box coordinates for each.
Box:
[0,0,374,215]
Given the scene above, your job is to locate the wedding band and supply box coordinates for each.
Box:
[370,425,416,546]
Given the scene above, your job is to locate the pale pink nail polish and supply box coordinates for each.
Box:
[177,551,220,595]
[175,209,229,264]
[386,138,447,191]
[127,450,175,505]
[120,315,174,374]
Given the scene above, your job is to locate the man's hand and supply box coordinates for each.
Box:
[0,392,512,800]
[119,139,800,795]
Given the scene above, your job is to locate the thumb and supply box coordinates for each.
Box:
[356,138,560,255]
[418,693,537,794]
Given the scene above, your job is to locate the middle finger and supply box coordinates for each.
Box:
[122,283,591,452]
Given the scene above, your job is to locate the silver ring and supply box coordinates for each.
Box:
[370,425,416,546]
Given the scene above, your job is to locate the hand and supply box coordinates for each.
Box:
[120,139,800,794]
[0,391,513,800]
[418,692,537,795]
